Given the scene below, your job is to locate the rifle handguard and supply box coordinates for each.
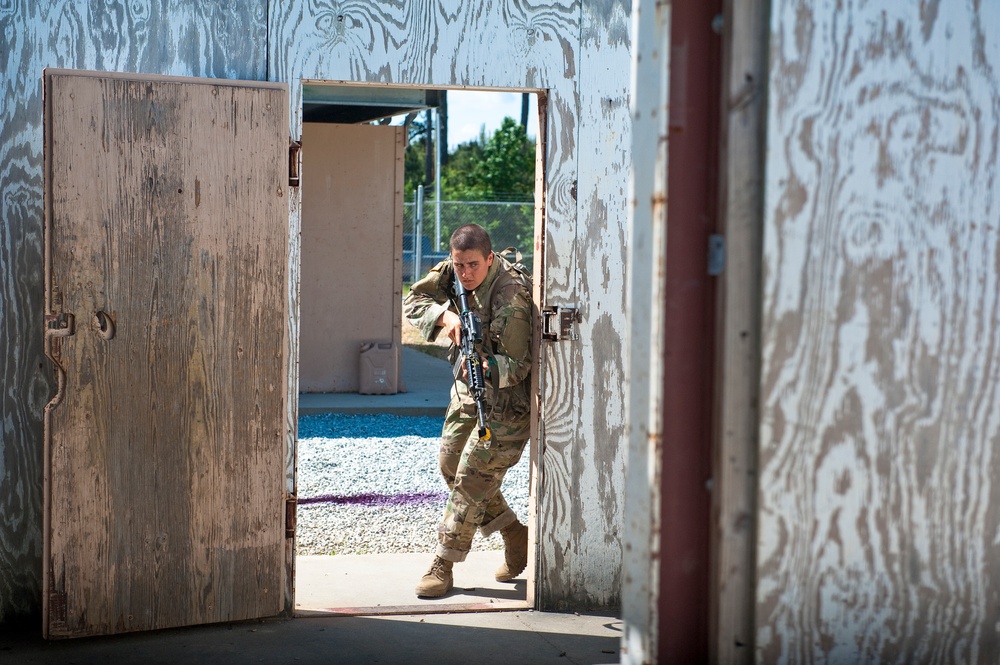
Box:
[454,277,492,444]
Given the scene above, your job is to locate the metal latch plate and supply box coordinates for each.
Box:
[542,306,580,341]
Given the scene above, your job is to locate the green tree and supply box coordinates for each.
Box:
[403,117,430,200]
[469,116,534,199]
[404,115,536,256]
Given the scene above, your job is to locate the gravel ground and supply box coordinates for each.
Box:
[295,413,530,556]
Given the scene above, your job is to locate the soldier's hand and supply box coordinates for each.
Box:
[438,310,462,346]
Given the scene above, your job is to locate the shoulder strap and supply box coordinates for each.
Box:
[496,247,531,283]
[486,249,531,307]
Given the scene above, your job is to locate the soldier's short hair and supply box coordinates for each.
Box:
[450,224,492,258]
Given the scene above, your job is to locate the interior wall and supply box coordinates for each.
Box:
[299,123,403,393]
[758,3,1000,662]
[0,0,269,622]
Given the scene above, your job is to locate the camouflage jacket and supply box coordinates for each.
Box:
[403,253,532,421]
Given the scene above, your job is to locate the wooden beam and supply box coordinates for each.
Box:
[710,0,769,662]
[621,0,671,662]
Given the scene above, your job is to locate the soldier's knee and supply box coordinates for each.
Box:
[439,453,458,480]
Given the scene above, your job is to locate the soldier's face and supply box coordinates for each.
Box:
[452,248,494,291]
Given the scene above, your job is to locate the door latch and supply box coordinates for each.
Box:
[708,233,725,276]
[45,312,76,338]
[541,306,580,341]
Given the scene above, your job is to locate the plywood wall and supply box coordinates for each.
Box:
[757,3,1000,662]
[0,0,269,621]
[1,0,632,618]
[552,0,632,608]
[269,0,631,610]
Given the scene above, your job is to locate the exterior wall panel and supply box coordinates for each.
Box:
[1,0,631,619]
[269,0,630,611]
[542,0,631,609]
[0,0,268,622]
[757,3,1000,662]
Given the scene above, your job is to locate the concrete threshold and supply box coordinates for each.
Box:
[295,551,527,617]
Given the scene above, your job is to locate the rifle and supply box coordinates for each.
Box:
[453,277,492,443]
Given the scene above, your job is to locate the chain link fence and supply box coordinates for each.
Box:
[403,199,534,283]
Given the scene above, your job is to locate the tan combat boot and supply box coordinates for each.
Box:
[495,521,528,582]
[415,556,454,598]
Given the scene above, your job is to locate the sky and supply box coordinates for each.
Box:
[444,90,538,150]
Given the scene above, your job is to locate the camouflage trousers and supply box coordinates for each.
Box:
[435,394,530,563]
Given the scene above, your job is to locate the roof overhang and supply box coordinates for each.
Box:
[302,84,441,123]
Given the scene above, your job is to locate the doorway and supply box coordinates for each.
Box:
[293,85,546,616]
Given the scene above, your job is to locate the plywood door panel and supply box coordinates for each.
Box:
[299,123,403,393]
[43,70,289,638]
[535,0,630,611]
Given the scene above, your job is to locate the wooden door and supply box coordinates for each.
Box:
[42,70,290,639]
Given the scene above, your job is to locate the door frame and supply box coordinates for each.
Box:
[290,82,549,612]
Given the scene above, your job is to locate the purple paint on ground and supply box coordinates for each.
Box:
[298,490,448,507]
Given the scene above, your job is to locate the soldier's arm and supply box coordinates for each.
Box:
[403,262,453,342]
[488,283,532,389]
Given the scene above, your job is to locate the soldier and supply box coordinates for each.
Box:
[403,223,532,598]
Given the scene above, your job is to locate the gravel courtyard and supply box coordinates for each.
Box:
[295,413,531,556]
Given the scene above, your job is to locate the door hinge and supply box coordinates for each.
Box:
[285,496,297,538]
[708,233,725,276]
[288,140,302,188]
[542,306,580,342]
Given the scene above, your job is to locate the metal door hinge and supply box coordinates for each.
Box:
[708,233,725,276]
[285,496,297,538]
[288,140,302,187]
[542,306,580,342]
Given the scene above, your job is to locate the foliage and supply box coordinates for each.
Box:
[404,136,429,197]
[404,116,535,254]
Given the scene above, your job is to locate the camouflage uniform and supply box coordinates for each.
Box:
[403,252,532,563]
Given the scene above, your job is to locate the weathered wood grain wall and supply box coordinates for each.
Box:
[757,2,1000,662]
[269,0,631,610]
[568,0,631,609]
[1,0,631,619]
[0,0,269,621]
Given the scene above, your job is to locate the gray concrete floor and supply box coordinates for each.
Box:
[0,347,623,664]
[1,610,622,665]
